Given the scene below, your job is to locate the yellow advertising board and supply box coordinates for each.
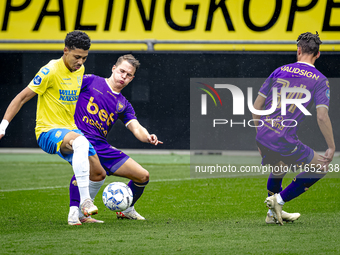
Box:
[0,0,339,51]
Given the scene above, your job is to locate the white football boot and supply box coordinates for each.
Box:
[264,194,283,225]
[81,198,98,217]
[68,206,81,225]
[116,206,145,220]
[266,210,301,224]
[80,216,104,224]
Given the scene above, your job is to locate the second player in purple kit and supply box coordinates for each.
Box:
[75,74,137,174]
[68,54,163,225]
[252,32,335,225]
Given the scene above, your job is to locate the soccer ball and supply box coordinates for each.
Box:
[102,182,133,212]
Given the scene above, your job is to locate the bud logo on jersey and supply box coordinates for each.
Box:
[33,75,42,85]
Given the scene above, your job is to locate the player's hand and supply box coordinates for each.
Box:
[0,134,4,140]
[318,148,335,168]
[148,134,163,146]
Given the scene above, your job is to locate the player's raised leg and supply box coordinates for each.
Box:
[114,158,149,220]
[266,150,327,225]
[279,151,328,205]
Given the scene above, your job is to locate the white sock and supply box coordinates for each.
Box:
[89,179,105,200]
[68,206,79,218]
[72,136,91,205]
[78,179,106,218]
[267,209,273,216]
[123,205,134,213]
[276,193,285,205]
[79,208,85,219]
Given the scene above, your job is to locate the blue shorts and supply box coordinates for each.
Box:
[257,141,314,169]
[86,136,129,176]
[37,129,96,164]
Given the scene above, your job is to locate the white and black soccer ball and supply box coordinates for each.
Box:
[102,182,133,212]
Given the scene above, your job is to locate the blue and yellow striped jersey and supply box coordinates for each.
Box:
[28,57,84,139]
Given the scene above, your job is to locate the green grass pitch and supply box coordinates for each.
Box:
[0,152,339,254]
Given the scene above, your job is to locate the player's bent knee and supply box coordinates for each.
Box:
[97,170,106,181]
[96,165,107,180]
[137,170,149,183]
[72,136,89,151]
[90,170,106,181]
[144,170,150,182]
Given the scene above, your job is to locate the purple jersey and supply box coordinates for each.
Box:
[74,74,137,140]
[256,62,330,153]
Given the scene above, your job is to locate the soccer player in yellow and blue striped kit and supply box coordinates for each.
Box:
[0,31,106,224]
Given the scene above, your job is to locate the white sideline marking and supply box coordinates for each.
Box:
[0,185,69,192]
[0,173,264,192]
[0,178,194,192]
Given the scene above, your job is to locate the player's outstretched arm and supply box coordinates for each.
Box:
[127,120,163,146]
[0,87,37,140]
[316,107,336,167]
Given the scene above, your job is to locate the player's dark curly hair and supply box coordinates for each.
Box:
[64,30,91,50]
[116,54,141,72]
[297,31,322,56]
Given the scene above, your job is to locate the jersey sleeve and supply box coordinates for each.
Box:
[27,65,52,95]
[259,77,273,98]
[119,101,137,126]
[81,74,95,91]
[258,69,277,98]
[314,79,330,109]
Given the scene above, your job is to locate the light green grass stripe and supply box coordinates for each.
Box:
[0,178,194,192]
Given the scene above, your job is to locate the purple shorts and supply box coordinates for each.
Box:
[86,136,129,176]
[256,140,314,169]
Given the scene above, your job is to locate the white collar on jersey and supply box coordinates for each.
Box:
[297,61,315,68]
[105,78,120,95]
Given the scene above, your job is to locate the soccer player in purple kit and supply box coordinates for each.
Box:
[252,32,335,225]
[67,54,163,225]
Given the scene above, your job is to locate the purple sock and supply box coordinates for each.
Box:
[69,175,80,207]
[128,180,149,206]
[267,172,286,196]
[280,171,327,202]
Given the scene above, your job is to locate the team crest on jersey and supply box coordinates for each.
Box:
[77,76,82,85]
[33,75,42,85]
[41,67,50,75]
[326,89,330,100]
[117,101,125,113]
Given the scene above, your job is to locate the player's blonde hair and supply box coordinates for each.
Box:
[116,54,140,72]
